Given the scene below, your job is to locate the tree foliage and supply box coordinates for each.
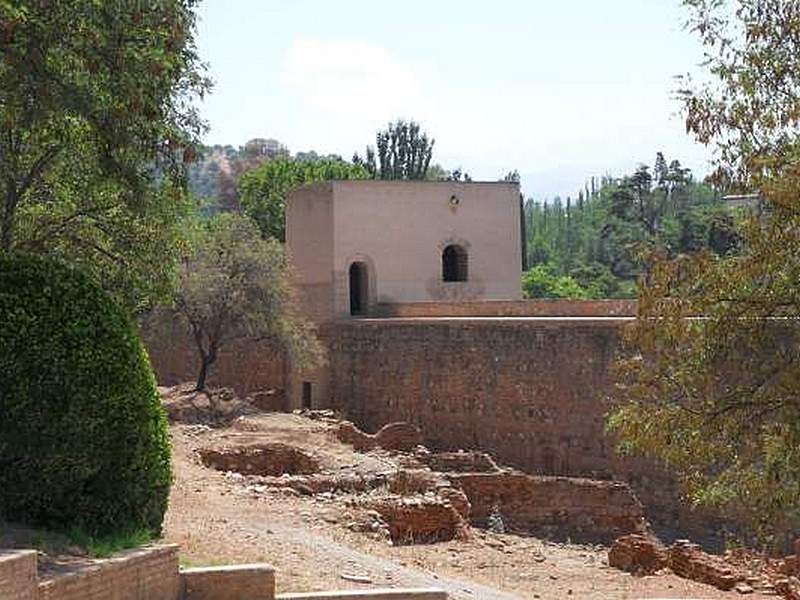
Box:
[522,155,737,299]
[354,119,434,180]
[0,0,209,308]
[609,0,800,542]
[521,265,587,299]
[239,156,368,241]
[170,213,323,391]
[0,254,171,537]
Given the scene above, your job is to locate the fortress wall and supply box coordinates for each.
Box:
[368,299,637,318]
[328,318,625,478]
[140,314,286,398]
[327,317,731,543]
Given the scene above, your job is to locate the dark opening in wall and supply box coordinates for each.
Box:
[302,381,312,409]
[349,261,368,316]
[442,244,468,282]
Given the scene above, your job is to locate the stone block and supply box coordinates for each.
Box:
[608,534,667,575]
[182,563,276,600]
[276,589,447,600]
[0,550,37,600]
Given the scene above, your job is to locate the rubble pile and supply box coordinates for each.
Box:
[387,468,447,495]
[198,442,320,476]
[609,536,800,598]
[335,421,423,452]
[362,493,471,545]
[418,450,500,473]
[607,534,667,575]
[245,472,389,495]
[668,540,742,591]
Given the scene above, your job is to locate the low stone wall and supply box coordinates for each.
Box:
[37,545,181,600]
[276,590,447,600]
[182,564,276,600]
[0,547,442,600]
[0,550,37,600]
[450,472,646,543]
[368,299,637,318]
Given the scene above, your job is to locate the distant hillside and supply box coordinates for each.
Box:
[187,139,343,212]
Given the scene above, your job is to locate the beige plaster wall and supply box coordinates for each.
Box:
[286,182,335,324]
[287,180,522,324]
[330,181,521,317]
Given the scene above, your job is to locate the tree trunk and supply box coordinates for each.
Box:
[194,341,218,392]
[195,356,210,392]
[1,187,19,252]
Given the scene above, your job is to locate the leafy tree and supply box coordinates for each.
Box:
[0,254,171,537]
[522,154,730,299]
[608,0,800,542]
[425,163,449,181]
[171,213,323,391]
[521,265,588,299]
[0,0,209,308]
[354,119,434,180]
[239,157,368,242]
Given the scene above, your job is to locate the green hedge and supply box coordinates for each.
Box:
[0,254,171,536]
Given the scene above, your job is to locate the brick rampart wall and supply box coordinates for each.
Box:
[330,318,624,477]
[140,314,286,397]
[368,299,637,318]
[327,318,730,543]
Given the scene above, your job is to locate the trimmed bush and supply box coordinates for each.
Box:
[0,254,171,536]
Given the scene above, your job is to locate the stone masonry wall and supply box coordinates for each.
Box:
[327,317,731,543]
[329,318,623,478]
[140,313,286,397]
[450,472,646,543]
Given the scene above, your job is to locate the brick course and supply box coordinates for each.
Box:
[37,545,180,600]
[0,550,37,600]
[181,564,275,600]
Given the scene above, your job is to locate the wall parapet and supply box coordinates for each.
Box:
[181,563,276,600]
[276,590,447,600]
[368,299,637,319]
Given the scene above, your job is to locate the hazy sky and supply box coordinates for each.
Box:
[195,0,713,199]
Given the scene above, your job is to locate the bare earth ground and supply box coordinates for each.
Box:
[161,397,773,600]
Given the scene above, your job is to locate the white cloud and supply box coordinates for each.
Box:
[280,37,499,163]
[278,36,710,195]
[282,38,425,130]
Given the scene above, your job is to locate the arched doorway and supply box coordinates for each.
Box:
[349,262,368,316]
[442,244,468,282]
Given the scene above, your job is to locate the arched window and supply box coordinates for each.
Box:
[349,262,368,316]
[442,244,468,282]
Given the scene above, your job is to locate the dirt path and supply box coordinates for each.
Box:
[162,417,773,600]
[246,520,524,600]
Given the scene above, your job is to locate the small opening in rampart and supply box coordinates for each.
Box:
[442,244,468,282]
[349,262,368,315]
